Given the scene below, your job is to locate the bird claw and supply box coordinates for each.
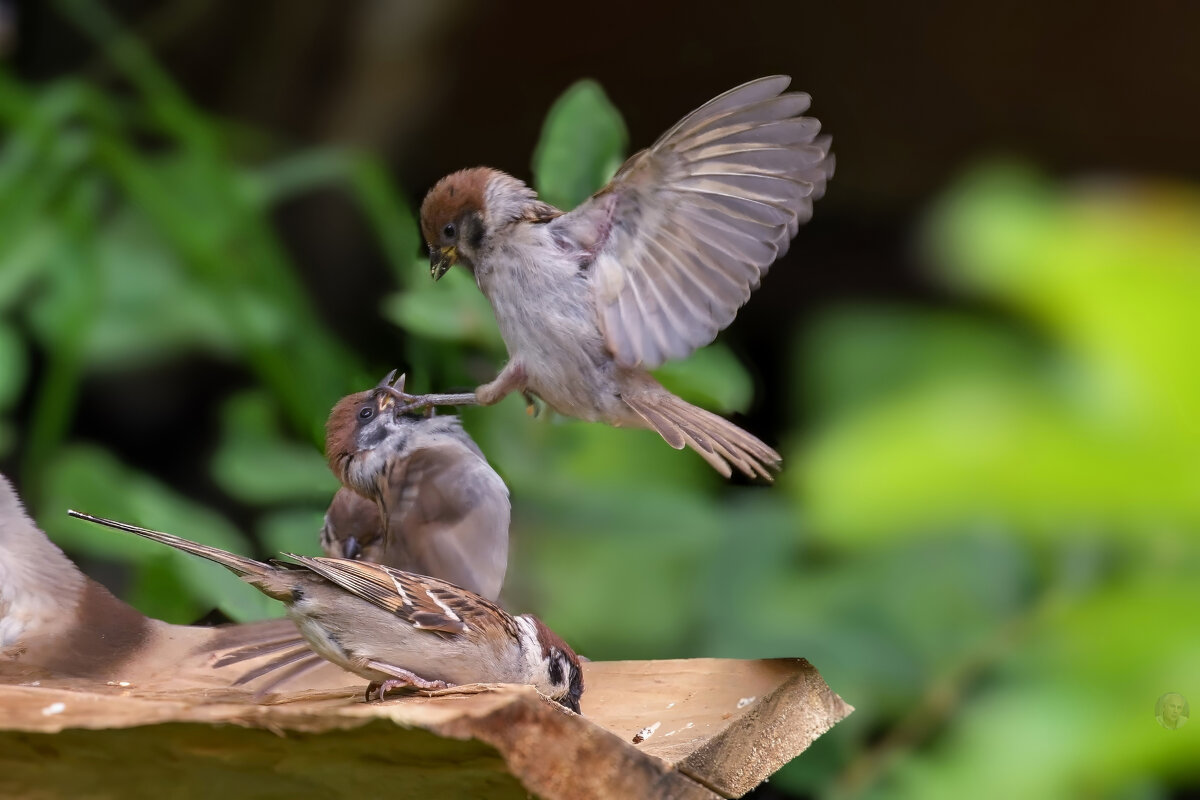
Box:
[374,371,431,415]
[373,371,480,415]
[365,673,450,702]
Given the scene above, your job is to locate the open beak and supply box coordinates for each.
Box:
[373,370,409,414]
[430,245,456,281]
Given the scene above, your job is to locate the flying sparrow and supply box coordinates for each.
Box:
[403,75,833,479]
[323,372,510,601]
[66,510,584,711]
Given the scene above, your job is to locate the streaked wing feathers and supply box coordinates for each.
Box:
[286,555,507,636]
[557,75,833,368]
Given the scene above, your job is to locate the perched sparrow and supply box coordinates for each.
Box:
[406,76,833,479]
[212,372,512,694]
[323,372,510,601]
[67,511,584,711]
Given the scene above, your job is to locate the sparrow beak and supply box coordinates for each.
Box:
[374,371,409,412]
[430,245,457,281]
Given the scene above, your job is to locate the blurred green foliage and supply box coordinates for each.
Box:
[1,3,1198,797]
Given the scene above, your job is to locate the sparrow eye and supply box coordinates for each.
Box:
[358,405,374,420]
[442,222,456,239]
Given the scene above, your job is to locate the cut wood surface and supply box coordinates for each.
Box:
[0,653,851,799]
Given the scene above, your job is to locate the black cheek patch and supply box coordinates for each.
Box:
[548,650,565,685]
[357,421,391,450]
[463,212,485,251]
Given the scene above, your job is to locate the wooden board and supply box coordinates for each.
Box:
[0,655,851,799]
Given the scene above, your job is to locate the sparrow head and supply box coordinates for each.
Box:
[420,168,493,281]
[320,488,383,561]
[523,615,585,714]
[325,375,420,496]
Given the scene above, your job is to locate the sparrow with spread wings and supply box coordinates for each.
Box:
[399,76,833,480]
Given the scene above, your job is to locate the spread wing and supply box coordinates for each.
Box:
[552,75,833,369]
[379,436,511,601]
[286,555,509,636]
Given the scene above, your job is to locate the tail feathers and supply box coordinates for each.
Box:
[623,394,781,480]
[246,653,328,697]
[229,643,312,685]
[222,640,330,697]
[212,633,307,669]
[208,623,346,696]
[66,511,292,600]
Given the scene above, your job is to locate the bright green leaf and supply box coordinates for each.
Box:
[532,80,627,210]
[653,342,755,414]
[210,390,338,505]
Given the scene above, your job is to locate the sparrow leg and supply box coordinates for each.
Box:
[396,362,528,413]
[394,391,480,414]
[474,361,527,406]
[375,372,478,414]
[364,662,450,702]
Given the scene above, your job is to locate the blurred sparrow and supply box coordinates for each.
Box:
[405,76,833,479]
[67,510,584,711]
[323,372,510,601]
[0,474,152,676]
[0,473,314,687]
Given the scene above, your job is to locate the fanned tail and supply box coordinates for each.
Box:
[207,622,345,697]
[622,392,780,480]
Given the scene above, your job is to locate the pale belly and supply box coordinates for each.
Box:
[481,260,634,423]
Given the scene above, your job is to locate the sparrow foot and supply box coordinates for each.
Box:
[365,665,450,702]
[371,370,479,414]
[523,392,539,417]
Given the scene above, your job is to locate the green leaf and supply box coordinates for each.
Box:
[882,567,1200,799]
[210,390,338,505]
[258,507,327,557]
[798,306,1038,422]
[924,162,1200,438]
[27,207,240,366]
[0,322,27,411]
[382,266,505,352]
[653,342,755,414]
[462,397,715,496]
[39,445,275,622]
[532,80,627,210]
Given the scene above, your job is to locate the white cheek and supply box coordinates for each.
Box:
[345,449,387,495]
[514,616,550,689]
